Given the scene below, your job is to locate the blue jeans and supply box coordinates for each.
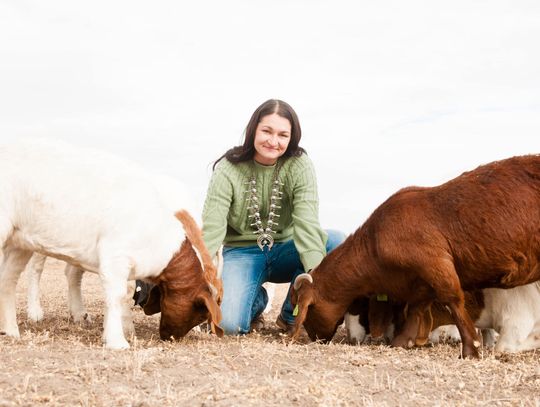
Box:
[219,229,346,335]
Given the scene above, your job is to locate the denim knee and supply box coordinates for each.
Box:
[325,229,347,252]
[220,314,249,335]
[220,302,252,335]
[220,285,268,335]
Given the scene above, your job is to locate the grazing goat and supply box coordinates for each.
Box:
[0,139,223,349]
[291,155,540,358]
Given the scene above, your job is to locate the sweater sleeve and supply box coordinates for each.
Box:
[290,155,328,271]
[202,163,233,258]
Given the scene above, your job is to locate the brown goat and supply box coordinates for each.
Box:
[144,210,224,339]
[291,155,540,358]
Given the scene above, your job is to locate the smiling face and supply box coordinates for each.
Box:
[253,113,292,165]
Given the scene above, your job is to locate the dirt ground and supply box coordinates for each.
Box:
[1,258,539,407]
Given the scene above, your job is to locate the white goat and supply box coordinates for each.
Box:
[25,172,199,325]
[0,139,222,349]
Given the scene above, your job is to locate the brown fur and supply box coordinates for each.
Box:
[346,297,398,342]
[174,210,222,295]
[292,155,540,358]
[358,289,485,346]
[415,290,485,342]
[146,210,224,339]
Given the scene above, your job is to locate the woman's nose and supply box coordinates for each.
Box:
[267,134,278,146]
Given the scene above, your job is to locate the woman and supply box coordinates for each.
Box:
[202,99,345,335]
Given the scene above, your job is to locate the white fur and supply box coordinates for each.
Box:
[263,282,275,314]
[27,253,136,337]
[27,253,91,322]
[481,328,498,348]
[476,282,540,352]
[64,263,90,323]
[344,312,366,344]
[26,253,47,322]
[0,139,195,349]
[428,324,461,344]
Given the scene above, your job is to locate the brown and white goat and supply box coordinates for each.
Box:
[291,154,540,358]
[0,139,223,348]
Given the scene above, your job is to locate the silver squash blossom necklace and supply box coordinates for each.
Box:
[245,162,283,251]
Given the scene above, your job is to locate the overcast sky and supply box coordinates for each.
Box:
[1,1,539,233]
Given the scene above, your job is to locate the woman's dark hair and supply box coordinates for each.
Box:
[213,99,305,169]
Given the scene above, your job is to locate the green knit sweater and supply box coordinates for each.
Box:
[202,153,328,271]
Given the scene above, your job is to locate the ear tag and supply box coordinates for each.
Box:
[292,304,299,316]
[376,294,388,302]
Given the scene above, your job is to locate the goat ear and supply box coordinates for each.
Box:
[199,291,224,338]
[415,303,433,346]
[210,320,224,338]
[143,285,162,315]
[291,273,315,340]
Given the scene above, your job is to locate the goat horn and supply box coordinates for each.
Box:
[293,273,313,290]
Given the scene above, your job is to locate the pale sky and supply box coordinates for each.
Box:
[1,1,539,233]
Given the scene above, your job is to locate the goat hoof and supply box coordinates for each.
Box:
[27,308,44,322]
[461,347,480,359]
[347,337,359,345]
[369,336,387,346]
[105,339,130,350]
[71,312,92,323]
[1,329,20,338]
[390,335,411,349]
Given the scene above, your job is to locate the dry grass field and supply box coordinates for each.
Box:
[1,258,539,406]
